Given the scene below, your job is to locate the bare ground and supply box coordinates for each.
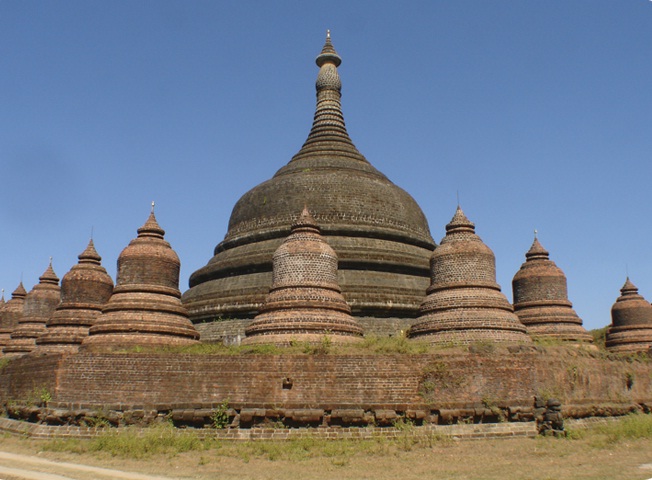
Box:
[0,433,651,480]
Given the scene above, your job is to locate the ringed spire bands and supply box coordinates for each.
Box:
[184,33,436,336]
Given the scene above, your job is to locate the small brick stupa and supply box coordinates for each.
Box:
[0,283,27,353]
[409,206,531,345]
[3,263,60,356]
[243,207,363,345]
[0,291,5,353]
[36,240,114,353]
[512,235,593,345]
[83,206,199,349]
[606,278,652,354]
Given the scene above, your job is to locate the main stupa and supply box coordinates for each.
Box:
[184,33,435,339]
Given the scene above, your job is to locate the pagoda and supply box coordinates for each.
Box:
[184,32,435,340]
[512,234,593,345]
[410,207,531,345]
[243,207,363,345]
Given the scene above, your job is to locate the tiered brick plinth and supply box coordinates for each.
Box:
[243,207,363,345]
[83,210,199,349]
[606,278,652,354]
[4,264,60,356]
[512,236,593,345]
[184,33,435,329]
[0,283,27,354]
[36,240,114,353]
[410,207,531,345]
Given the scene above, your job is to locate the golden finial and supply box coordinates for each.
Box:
[326,29,330,39]
[534,229,538,239]
[151,201,155,213]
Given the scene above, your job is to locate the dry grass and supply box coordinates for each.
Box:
[0,415,651,479]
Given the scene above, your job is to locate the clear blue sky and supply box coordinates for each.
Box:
[1,1,651,331]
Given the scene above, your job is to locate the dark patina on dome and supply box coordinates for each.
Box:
[184,34,435,336]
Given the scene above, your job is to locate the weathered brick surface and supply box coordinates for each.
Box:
[0,348,649,429]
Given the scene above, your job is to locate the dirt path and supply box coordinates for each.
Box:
[0,451,180,480]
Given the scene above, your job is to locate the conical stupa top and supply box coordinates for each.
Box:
[620,277,638,296]
[316,30,342,67]
[79,239,102,264]
[445,205,475,233]
[525,236,549,261]
[137,209,165,239]
[292,205,320,232]
[295,31,364,162]
[39,260,59,285]
[11,282,27,299]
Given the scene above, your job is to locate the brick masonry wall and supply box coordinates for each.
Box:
[0,348,650,426]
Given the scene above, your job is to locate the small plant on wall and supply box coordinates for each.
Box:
[210,400,230,429]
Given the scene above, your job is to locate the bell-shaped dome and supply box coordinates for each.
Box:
[4,263,60,356]
[0,283,28,354]
[409,207,531,345]
[512,235,593,345]
[83,208,199,349]
[184,33,435,339]
[36,239,114,353]
[606,278,652,353]
[243,207,363,345]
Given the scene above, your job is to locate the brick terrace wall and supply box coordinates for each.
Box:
[0,354,62,401]
[0,348,650,422]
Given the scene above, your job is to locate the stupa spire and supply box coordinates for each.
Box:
[525,233,549,261]
[292,31,365,163]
